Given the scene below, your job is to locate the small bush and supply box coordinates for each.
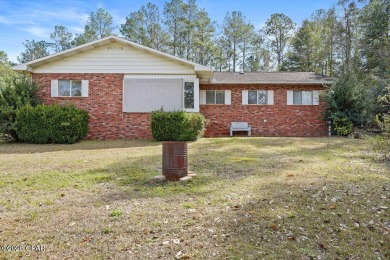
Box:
[15,104,89,144]
[151,110,205,141]
[327,73,373,128]
[374,114,390,160]
[0,76,41,140]
[331,115,353,136]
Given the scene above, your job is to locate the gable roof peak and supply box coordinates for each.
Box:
[12,36,212,73]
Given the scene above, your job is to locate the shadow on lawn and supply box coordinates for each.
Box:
[89,137,377,203]
[81,137,389,258]
[217,178,390,259]
[0,139,161,154]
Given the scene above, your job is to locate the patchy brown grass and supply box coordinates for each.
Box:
[0,137,389,259]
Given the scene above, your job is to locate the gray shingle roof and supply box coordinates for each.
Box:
[211,72,333,84]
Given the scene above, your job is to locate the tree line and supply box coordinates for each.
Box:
[2,0,387,77]
[1,0,389,137]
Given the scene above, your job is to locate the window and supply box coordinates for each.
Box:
[59,80,82,97]
[248,90,268,104]
[200,90,231,105]
[293,91,313,105]
[242,90,273,105]
[206,90,225,104]
[184,81,194,109]
[287,90,319,105]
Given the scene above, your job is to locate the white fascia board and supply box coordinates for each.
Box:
[11,36,213,74]
[12,38,113,71]
[12,64,27,71]
[211,81,332,85]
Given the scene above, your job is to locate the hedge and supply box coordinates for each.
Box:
[151,110,205,141]
[15,104,89,144]
[0,76,41,141]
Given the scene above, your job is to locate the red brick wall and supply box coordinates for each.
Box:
[32,74,328,139]
[32,73,152,140]
[200,84,328,137]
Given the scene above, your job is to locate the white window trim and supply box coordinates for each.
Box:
[122,78,194,113]
[242,90,274,105]
[287,90,320,106]
[52,79,88,97]
[59,80,82,97]
[202,90,230,105]
[182,78,199,112]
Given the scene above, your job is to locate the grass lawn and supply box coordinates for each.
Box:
[0,137,389,259]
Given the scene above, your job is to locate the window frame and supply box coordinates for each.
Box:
[248,90,268,105]
[293,90,313,105]
[182,79,199,112]
[183,81,195,109]
[58,79,83,97]
[205,90,225,105]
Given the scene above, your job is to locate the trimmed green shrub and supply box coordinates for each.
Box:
[327,73,374,129]
[151,110,205,141]
[0,76,41,140]
[15,104,89,144]
[331,115,354,136]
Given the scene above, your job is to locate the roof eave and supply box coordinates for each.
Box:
[12,64,33,72]
[210,81,332,85]
[11,36,213,74]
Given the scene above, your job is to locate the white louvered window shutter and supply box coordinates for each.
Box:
[313,90,320,105]
[81,80,89,97]
[199,90,206,105]
[51,80,58,97]
[267,90,274,105]
[287,90,294,105]
[225,90,231,105]
[242,90,248,105]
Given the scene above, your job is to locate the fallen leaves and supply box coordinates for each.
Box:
[175,251,192,259]
[318,242,327,250]
[270,224,279,231]
[286,235,296,241]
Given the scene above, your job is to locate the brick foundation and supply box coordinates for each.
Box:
[32,74,328,139]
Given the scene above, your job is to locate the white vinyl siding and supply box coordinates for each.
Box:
[34,42,195,74]
[242,90,274,105]
[287,90,320,105]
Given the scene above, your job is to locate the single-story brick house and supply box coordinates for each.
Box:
[13,36,332,139]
